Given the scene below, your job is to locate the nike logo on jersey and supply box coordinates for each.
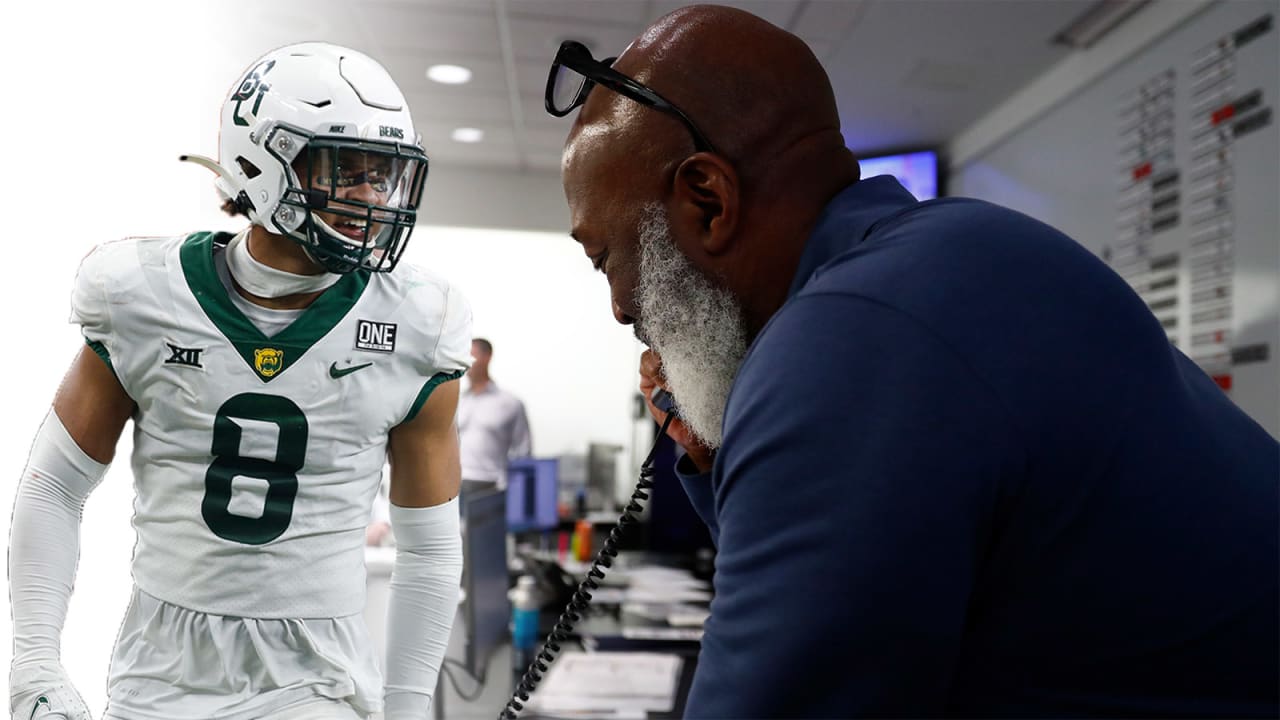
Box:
[329,361,373,378]
[30,695,49,719]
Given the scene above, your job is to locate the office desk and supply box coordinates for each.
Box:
[521,652,698,720]
[517,558,708,719]
[568,611,700,718]
[663,653,699,720]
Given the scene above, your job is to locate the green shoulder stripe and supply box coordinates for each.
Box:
[85,338,117,378]
[402,369,465,424]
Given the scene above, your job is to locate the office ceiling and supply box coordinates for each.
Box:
[208,0,1098,173]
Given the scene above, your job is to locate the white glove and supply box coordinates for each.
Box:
[9,663,93,720]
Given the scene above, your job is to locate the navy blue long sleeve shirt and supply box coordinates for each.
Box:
[677,177,1279,718]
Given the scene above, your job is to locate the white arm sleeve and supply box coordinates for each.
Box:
[8,410,107,669]
[383,498,463,719]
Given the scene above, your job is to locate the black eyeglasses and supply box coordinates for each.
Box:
[545,40,717,154]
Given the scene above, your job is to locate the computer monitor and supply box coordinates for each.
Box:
[462,487,510,678]
[858,149,941,200]
[586,443,622,512]
[506,458,559,533]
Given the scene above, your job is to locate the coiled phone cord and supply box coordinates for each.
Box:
[499,409,677,719]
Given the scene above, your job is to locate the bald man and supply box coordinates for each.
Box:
[549,5,1277,718]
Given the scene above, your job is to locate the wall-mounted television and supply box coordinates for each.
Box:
[858,149,941,200]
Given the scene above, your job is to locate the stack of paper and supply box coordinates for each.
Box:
[619,602,709,628]
[622,566,713,603]
[520,651,683,717]
[620,626,704,642]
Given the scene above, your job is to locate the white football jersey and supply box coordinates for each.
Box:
[71,231,472,618]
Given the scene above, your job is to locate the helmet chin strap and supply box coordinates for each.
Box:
[308,212,392,267]
[225,230,341,298]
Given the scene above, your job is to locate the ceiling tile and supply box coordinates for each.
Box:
[421,122,517,150]
[646,0,799,28]
[421,122,523,170]
[822,0,1080,153]
[362,0,495,12]
[525,150,568,172]
[520,91,574,131]
[506,0,649,25]
[228,0,375,58]
[790,0,871,40]
[380,50,510,96]
[802,38,833,61]
[523,125,573,149]
[515,58,558,112]
[902,59,983,93]
[424,149,526,173]
[359,5,502,56]
[196,0,1127,176]
[405,89,513,124]
[507,15,643,62]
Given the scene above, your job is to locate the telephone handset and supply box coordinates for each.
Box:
[499,390,678,719]
[650,388,678,415]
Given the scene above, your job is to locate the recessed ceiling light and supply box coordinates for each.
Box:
[451,127,484,143]
[426,64,473,85]
[1052,0,1150,48]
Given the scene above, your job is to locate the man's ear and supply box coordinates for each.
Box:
[669,153,738,256]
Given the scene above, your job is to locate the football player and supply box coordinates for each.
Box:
[8,42,471,720]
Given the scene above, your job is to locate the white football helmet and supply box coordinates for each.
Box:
[187,42,428,273]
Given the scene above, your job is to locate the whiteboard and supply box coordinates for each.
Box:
[953,1,1279,437]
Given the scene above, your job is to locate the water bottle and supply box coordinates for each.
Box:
[509,575,540,678]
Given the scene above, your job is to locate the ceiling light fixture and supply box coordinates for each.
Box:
[427,64,473,85]
[451,127,484,143]
[1052,0,1151,49]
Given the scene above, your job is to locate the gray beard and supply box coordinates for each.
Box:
[634,204,748,450]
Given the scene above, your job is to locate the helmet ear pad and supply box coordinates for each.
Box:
[214,42,429,274]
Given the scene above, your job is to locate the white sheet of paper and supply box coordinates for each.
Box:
[619,626,704,642]
[587,587,628,604]
[623,587,713,603]
[666,608,711,627]
[522,651,683,714]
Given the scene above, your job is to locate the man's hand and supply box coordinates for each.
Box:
[639,350,715,473]
[9,663,93,720]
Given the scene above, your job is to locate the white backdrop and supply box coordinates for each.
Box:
[0,2,642,711]
[417,226,644,461]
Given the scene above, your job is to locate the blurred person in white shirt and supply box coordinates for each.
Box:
[458,338,532,491]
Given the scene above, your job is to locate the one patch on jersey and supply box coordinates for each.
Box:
[163,341,204,370]
[355,320,397,353]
